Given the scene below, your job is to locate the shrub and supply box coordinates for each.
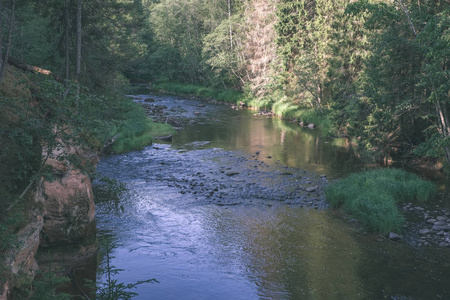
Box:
[325,168,436,234]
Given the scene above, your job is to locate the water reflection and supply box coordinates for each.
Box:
[235,208,363,299]
[173,111,364,178]
[91,96,450,300]
[96,192,366,300]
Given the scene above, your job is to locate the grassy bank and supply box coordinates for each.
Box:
[325,168,436,234]
[110,99,174,154]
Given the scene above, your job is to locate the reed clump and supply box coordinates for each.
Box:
[325,168,436,234]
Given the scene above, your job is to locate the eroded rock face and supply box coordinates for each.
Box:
[38,169,96,247]
[2,155,98,299]
[38,144,98,248]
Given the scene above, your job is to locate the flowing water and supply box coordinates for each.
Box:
[93,94,450,300]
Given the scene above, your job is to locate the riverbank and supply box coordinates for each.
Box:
[131,92,450,249]
[93,92,450,300]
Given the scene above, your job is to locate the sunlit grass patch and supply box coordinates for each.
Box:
[325,168,436,234]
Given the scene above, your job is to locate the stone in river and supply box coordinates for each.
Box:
[305,186,319,192]
[432,225,450,231]
[225,171,239,176]
[433,221,447,226]
[389,232,402,241]
[419,229,431,235]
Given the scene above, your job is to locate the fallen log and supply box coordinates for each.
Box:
[7,57,61,81]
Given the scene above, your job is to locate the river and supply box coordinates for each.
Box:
[92,94,450,300]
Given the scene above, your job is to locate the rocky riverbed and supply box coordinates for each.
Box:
[129,92,450,249]
[402,203,450,248]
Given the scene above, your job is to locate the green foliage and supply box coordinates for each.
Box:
[10,0,450,164]
[0,68,158,286]
[11,3,56,69]
[148,0,208,83]
[334,1,450,162]
[325,168,436,234]
[202,15,245,89]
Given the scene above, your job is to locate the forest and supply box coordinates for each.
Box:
[0,0,449,298]
[1,0,449,163]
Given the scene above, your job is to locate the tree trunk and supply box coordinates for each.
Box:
[0,0,3,80]
[76,0,82,105]
[228,0,233,50]
[435,101,450,163]
[316,82,323,113]
[65,0,70,82]
[0,0,15,83]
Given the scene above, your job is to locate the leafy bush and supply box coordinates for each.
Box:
[325,168,436,234]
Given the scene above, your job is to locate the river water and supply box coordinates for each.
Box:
[93,94,450,300]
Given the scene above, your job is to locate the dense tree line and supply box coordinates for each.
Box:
[134,0,449,165]
[1,0,449,164]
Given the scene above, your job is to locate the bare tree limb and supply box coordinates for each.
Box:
[396,0,417,36]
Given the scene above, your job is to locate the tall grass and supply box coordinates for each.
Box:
[325,168,436,234]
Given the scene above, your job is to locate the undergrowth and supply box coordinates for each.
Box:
[325,168,436,234]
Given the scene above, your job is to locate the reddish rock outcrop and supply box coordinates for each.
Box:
[1,143,99,299]
[38,169,96,247]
